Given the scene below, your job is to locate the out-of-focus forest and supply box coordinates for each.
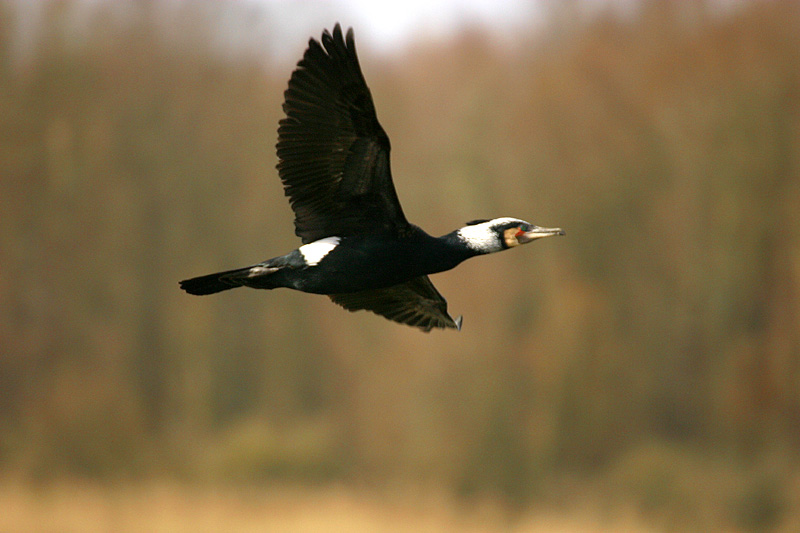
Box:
[1,1,799,531]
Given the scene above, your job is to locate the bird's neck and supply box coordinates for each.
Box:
[424,230,484,271]
[391,227,483,276]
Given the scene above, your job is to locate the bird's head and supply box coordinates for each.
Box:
[456,217,564,254]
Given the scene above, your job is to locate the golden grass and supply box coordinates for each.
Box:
[0,480,655,533]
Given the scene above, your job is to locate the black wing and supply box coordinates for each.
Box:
[329,276,462,332]
[277,24,410,244]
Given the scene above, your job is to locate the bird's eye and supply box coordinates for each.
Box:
[515,227,526,237]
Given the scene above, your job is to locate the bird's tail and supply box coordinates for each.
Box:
[179,266,257,295]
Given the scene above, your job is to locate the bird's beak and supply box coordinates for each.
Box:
[519,226,565,244]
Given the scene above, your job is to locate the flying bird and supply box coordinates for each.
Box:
[180,24,564,332]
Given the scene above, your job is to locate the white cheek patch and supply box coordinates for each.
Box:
[457,217,527,254]
[457,221,504,253]
[299,236,341,266]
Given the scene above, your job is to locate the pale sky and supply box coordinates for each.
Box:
[223,0,747,64]
[234,0,656,64]
[16,0,745,66]
[318,0,545,50]
[244,0,550,61]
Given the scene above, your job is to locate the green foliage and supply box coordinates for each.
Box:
[1,1,799,529]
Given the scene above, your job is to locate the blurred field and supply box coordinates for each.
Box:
[0,480,657,533]
[1,0,799,531]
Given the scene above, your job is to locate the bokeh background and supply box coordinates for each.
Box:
[1,0,799,531]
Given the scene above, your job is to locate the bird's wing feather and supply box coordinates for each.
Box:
[277,24,409,244]
[329,276,462,332]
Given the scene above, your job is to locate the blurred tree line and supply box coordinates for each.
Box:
[1,1,798,529]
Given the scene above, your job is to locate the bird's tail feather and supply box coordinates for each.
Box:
[179,266,255,295]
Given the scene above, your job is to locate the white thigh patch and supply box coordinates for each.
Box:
[299,237,341,266]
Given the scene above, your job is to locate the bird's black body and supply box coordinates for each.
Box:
[182,226,474,300]
[180,24,563,331]
[276,229,475,294]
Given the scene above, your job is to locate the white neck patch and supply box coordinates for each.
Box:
[299,236,341,266]
[457,218,520,254]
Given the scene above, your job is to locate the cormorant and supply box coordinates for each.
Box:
[180,24,564,332]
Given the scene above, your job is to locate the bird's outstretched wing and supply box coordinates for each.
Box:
[277,24,409,244]
[329,276,462,332]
